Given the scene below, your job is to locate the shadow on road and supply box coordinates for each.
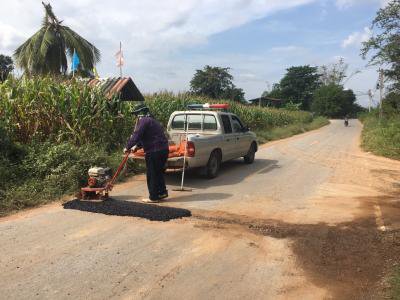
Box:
[110,192,232,203]
[63,199,191,221]
[166,192,232,203]
[166,158,280,189]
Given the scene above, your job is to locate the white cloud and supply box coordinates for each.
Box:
[0,0,315,59]
[336,0,363,8]
[342,27,371,48]
[0,0,381,104]
[380,0,391,7]
[0,0,316,95]
[0,23,27,52]
[240,73,257,79]
[270,46,306,53]
[336,0,389,9]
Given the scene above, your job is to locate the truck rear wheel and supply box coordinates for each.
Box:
[206,150,221,179]
[244,143,256,164]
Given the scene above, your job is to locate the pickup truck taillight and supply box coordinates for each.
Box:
[186,141,195,157]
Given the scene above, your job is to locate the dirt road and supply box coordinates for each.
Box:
[1,120,399,299]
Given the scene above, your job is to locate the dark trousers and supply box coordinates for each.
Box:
[145,149,168,200]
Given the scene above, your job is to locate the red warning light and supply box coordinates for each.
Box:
[209,104,229,109]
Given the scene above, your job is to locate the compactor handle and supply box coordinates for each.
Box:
[106,151,131,190]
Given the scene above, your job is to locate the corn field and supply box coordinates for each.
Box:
[147,92,312,128]
[0,78,313,147]
[0,77,134,148]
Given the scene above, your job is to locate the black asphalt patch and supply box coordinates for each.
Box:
[63,199,191,221]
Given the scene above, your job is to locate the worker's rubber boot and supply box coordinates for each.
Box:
[158,191,168,200]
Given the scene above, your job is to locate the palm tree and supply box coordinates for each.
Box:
[14,2,100,76]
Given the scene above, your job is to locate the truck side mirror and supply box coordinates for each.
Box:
[242,126,250,132]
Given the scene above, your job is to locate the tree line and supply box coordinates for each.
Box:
[362,0,400,116]
[189,0,400,117]
[263,60,363,117]
[1,0,399,118]
[189,60,363,118]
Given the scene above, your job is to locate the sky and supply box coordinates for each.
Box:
[0,0,390,107]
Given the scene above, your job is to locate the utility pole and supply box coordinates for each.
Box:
[368,89,373,113]
[379,69,384,119]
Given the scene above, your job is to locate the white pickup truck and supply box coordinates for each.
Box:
[166,108,258,178]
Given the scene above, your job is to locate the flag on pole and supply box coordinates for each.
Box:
[115,42,124,77]
[71,50,80,72]
[115,42,124,67]
[115,48,124,67]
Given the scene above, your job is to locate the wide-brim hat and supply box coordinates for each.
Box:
[132,103,149,115]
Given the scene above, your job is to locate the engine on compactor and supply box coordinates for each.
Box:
[87,167,112,188]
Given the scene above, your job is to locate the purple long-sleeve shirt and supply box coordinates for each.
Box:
[126,116,168,153]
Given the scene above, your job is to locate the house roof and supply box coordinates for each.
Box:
[88,77,145,102]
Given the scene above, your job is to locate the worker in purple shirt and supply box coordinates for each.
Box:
[124,104,169,203]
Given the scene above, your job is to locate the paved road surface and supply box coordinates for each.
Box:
[1,120,399,299]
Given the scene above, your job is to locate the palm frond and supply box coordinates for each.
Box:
[60,26,101,69]
[13,2,100,76]
[14,28,46,74]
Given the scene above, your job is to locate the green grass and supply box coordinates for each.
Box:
[0,139,144,217]
[255,117,329,144]
[389,267,400,299]
[361,114,400,160]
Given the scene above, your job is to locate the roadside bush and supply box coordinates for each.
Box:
[311,84,362,118]
[283,101,302,111]
[361,114,400,160]
[382,91,400,116]
[0,141,129,214]
[0,124,24,192]
[390,267,400,299]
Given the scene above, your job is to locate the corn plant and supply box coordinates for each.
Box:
[0,78,313,149]
[0,77,133,149]
[145,91,312,129]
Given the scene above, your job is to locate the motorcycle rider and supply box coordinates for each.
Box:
[344,116,349,127]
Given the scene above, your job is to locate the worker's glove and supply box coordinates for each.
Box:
[123,145,137,154]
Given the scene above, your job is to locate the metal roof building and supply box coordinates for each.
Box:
[88,77,145,102]
[248,96,285,108]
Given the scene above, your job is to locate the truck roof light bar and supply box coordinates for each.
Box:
[187,103,229,111]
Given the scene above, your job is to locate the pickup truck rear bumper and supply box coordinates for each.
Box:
[129,154,189,169]
[165,156,188,169]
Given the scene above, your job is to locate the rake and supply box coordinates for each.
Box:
[172,113,192,192]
